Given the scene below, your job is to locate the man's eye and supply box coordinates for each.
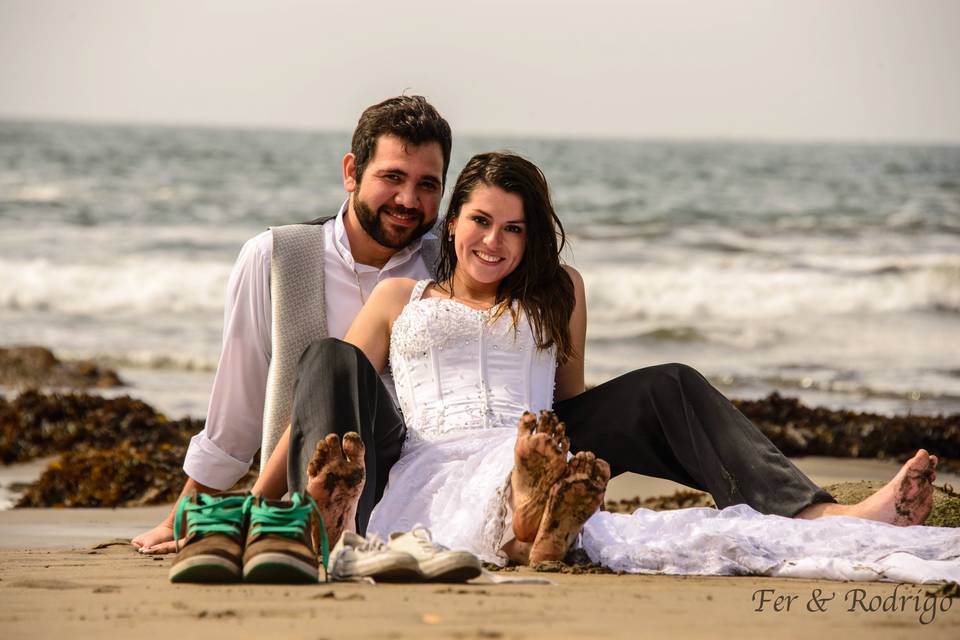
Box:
[420,182,440,192]
[384,174,401,182]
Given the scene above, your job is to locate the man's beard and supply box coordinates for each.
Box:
[352,192,435,250]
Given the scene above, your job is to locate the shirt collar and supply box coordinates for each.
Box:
[333,199,431,272]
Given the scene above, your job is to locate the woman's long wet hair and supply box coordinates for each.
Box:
[435,152,576,364]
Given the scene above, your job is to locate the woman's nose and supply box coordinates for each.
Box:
[483,228,502,248]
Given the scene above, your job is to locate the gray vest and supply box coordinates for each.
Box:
[260,218,440,466]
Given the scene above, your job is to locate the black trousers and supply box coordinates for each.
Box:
[288,340,833,535]
[287,338,405,536]
[554,363,834,517]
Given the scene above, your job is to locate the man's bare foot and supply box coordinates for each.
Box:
[511,411,571,542]
[796,449,938,526]
[306,432,366,547]
[528,451,610,564]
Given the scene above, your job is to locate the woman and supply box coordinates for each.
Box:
[258,152,955,578]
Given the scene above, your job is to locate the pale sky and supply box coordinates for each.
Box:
[1,0,958,142]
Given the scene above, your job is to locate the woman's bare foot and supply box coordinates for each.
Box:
[796,449,938,525]
[306,432,366,546]
[511,411,571,542]
[528,451,610,564]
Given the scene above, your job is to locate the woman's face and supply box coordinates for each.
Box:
[448,184,526,289]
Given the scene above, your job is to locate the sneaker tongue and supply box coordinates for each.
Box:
[412,527,431,541]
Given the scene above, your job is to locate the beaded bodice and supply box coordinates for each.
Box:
[389,280,556,442]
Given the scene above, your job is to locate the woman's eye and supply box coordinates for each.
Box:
[506,225,524,233]
[471,216,489,225]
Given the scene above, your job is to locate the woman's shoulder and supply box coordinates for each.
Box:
[370,277,423,301]
[561,264,583,282]
[561,265,585,295]
[368,278,437,321]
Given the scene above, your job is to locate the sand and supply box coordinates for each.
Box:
[1,458,958,639]
[1,545,957,639]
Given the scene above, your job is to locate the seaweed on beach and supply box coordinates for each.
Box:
[16,442,186,507]
[606,490,717,513]
[4,388,959,509]
[15,440,258,507]
[733,392,960,473]
[0,389,258,507]
[0,389,200,464]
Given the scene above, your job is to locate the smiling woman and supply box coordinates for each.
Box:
[434,151,578,366]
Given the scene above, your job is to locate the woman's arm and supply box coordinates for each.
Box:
[343,277,416,372]
[554,265,587,402]
[250,278,415,499]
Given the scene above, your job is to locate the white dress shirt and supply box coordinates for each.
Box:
[183,202,432,489]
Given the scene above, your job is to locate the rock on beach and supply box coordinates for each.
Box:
[0,346,123,389]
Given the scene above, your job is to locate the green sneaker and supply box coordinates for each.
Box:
[242,492,330,584]
[168,492,252,583]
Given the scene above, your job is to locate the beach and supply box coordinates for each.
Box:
[2,544,957,639]
[1,354,959,638]
[2,121,959,638]
[1,461,958,639]
[0,459,960,640]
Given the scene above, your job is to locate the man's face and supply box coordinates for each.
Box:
[347,135,444,250]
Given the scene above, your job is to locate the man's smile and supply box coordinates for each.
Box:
[382,207,421,227]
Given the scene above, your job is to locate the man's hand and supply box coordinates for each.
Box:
[131,477,217,554]
[131,522,181,555]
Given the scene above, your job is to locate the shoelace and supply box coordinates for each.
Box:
[356,533,389,552]
[249,493,330,570]
[408,525,449,552]
[173,493,252,552]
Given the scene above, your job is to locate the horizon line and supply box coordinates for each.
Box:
[1,113,959,148]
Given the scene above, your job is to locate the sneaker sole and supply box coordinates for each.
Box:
[243,552,319,584]
[332,557,422,582]
[418,553,483,583]
[169,554,241,583]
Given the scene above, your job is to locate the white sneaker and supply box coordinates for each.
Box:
[387,526,482,583]
[328,531,422,582]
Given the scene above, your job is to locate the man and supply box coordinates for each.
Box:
[132,95,452,553]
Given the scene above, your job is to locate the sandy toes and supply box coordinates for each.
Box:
[798,449,938,525]
[852,449,937,525]
[511,411,571,542]
[306,432,366,546]
[529,451,610,564]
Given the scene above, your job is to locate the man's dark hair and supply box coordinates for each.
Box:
[351,96,453,188]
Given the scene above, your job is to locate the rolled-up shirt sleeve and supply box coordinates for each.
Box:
[183,231,273,490]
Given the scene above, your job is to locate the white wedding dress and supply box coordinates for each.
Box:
[367,280,960,583]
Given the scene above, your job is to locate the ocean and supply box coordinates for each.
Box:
[1,120,959,419]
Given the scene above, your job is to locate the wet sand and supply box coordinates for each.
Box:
[1,458,958,638]
[1,544,956,639]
